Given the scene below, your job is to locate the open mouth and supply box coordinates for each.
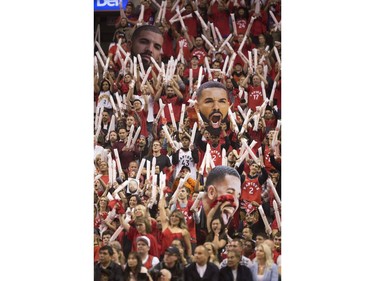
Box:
[210,114,222,128]
[220,203,236,225]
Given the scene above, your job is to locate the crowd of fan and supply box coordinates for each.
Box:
[94,0,282,280]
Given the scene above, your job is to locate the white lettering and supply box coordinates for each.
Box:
[97,0,119,7]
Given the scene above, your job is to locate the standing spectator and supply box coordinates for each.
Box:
[144,139,173,177]
[158,196,193,258]
[207,0,231,39]
[184,245,220,281]
[205,217,228,260]
[113,127,137,172]
[240,161,268,213]
[170,186,199,253]
[219,239,253,269]
[123,251,152,281]
[203,242,221,267]
[119,215,159,257]
[190,36,209,66]
[136,235,160,269]
[172,136,199,180]
[94,245,124,281]
[218,249,253,281]
[250,243,278,281]
[150,246,185,281]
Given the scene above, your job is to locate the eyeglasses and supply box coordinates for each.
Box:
[135,224,144,227]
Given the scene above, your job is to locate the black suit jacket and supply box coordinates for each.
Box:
[218,264,254,281]
[184,262,219,281]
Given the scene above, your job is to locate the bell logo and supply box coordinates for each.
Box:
[97,0,119,7]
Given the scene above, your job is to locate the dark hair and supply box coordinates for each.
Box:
[196,81,228,101]
[123,252,143,279]
[205,165,240,191]
[102,230,114,237]
[100,78,111,91]
[128,194,143,205]
[256,232,268,239]
[131,25,163,42]
[99,245,114,255]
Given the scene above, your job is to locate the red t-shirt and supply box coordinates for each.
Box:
[190,47,208,66]
[175,37,192,61]
[183,13,199,38]
[247,85,264,111]
[249,10,268,37]
[209,2,231,37]
[176,200,197,244]
[240,175,262,204]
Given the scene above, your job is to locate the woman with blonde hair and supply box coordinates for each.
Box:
[158,196,193,258]
[203,242,220,267]
[250,243,278,281]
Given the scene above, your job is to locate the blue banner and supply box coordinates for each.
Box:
[94,0,129,11]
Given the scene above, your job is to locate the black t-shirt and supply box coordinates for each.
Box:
[144,154,172,172]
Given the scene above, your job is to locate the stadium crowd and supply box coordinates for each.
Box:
[94,0,282,280]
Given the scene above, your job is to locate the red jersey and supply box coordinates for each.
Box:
[190,47,208,66]
[183,66,200,80]
[210,144,223,167]
[162,30,174,58]
[235,18,248,35]
[183,13,199,38]
[209,2,231,37]
[176,200,197,244]
[240,175,262,204]
[175,37,192,60]
[249,10,268,37]
[108,43,129,70]
[161,95,185,123]
[133,109,148,138]
[247,85,264,111]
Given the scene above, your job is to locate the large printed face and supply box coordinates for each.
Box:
[206,174,241,226]
[130,30,163,68]
[195,87,229,130]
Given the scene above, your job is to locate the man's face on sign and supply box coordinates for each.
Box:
[195,87,229,129]
[130,30,163,68]
[207,174,241,226]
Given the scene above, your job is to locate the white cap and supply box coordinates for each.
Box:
[136,235,150,247]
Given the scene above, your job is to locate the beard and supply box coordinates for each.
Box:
[200,111,228,136]
[131,49,152,69]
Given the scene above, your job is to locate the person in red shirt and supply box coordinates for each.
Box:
[172,26,193,61]
[154,79,186,124]
[157,20,174,63]
[234,7,249,35]
[182,3,200,38]
[182,55,201,83]
[136,236,160,269]
[171,187,199,251]
[246,74,264,112]
[190,36,209,66]
[119,215,160,257]
[207,0,231,39]
[240,161,268,214]
[108,31,130,73]
[249,2,268,45]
